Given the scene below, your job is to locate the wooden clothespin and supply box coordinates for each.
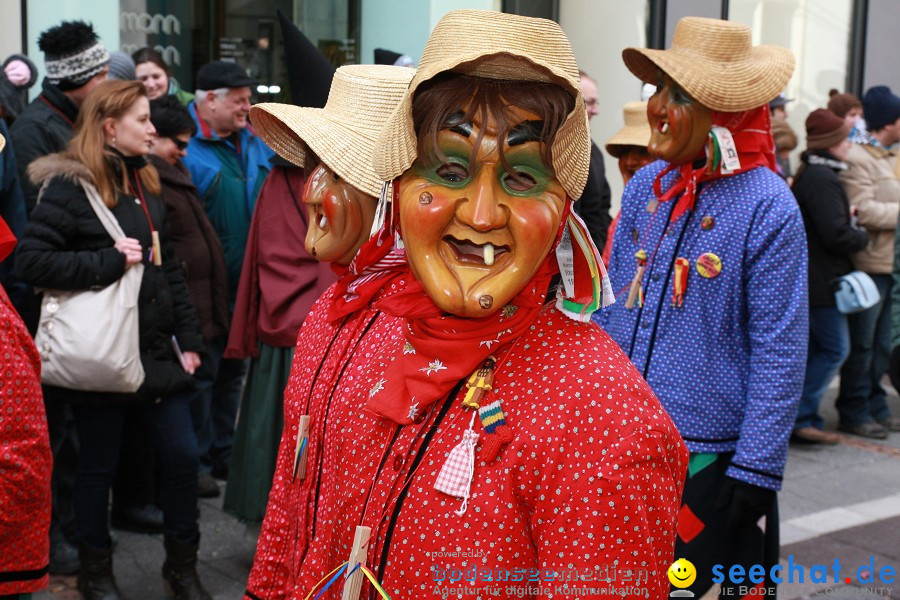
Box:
[341,526,371,600]
[292,416,310,482]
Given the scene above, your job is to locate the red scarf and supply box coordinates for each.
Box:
[367,253,559,424]
[365,199,572,425]
[653,106,776,222]
[327,183,408,322]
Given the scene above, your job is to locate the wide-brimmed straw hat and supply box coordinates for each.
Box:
[605,101,651,158]
[250,64,414,198]
[622,17,795,113]
[373,9,590,200]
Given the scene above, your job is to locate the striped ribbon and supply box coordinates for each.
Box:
[556,211,614,321]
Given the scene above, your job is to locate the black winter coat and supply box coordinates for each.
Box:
[15,153,203,402]
[9,79,78,212]
[793,150,869,307]
[150,155,229,343]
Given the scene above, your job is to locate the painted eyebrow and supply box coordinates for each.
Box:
[508,120,544,146]
[443,111,472,137]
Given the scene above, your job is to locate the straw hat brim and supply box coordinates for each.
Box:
[374,53,591,200]
[622,44,795,113]
[605,128,651,158]
[605,142,649,159]
[251,103,383,198]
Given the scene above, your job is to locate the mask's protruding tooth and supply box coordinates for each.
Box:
[484,243,495,266]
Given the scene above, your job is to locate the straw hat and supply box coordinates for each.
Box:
[622,17,795,113]
[605,101,651,158]
[373,9,590,200]
[250,64,414,198]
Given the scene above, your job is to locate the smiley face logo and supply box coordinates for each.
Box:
[667,558,696,588]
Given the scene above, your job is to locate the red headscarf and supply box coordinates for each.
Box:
[653,105,776,221]
[327,182,409,322]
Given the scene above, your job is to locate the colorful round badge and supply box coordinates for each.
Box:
[696,252,722,278]
[701,216,715,230]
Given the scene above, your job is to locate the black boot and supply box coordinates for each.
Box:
[162,536,212,600]
[77,542,123,600]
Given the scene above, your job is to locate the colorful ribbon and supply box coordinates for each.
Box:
[304,562,348,600]
[555,211,614,322]
[302,561,394,600]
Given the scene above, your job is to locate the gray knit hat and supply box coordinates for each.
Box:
[107,51,135,81]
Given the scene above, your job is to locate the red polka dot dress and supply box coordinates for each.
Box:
[247,285,687,600]
[0,284,51,595]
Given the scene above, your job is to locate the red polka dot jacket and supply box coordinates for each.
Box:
[245,282,688,600]
[0,284,51,595]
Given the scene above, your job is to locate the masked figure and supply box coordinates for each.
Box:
[223,65,412,524]
[246,11,687,600]
[599,17,806,598]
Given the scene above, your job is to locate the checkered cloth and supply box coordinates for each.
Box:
[434,429,479,501]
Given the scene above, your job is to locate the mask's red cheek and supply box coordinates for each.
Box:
[508,200,562,245]
[320,189,343,221]
[403,188,458,230]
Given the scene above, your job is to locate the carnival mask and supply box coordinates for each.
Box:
[397,105,566,317]
[303,163,376,265]
[618,146,655,185]
[647,73,713,165]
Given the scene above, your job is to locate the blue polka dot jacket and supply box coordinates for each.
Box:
[596,160,808,491]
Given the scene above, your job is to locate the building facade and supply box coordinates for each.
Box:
[2,0,897,204]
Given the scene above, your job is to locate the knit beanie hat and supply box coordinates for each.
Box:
[0,54,37,119]
[38,21,109,91]
[806,108,849,151]
[107,51,135,81]
[862,85,900,131]
[827,88,861,118]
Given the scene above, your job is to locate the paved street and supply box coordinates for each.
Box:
[36,381,900,599]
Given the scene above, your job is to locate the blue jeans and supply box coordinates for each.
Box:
[837,273,893,426]
[189,337,247,474]
[796,306,850,430]
[72,392,199,549]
